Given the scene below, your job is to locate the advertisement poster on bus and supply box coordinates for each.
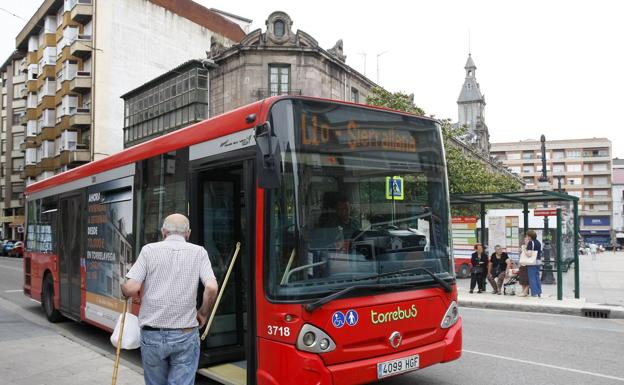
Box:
[85,187,133,329]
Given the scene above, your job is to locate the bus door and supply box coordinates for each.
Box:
[58,193,84,317]
[191,159,255,384]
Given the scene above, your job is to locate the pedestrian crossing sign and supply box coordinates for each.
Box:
[386,176,404,200]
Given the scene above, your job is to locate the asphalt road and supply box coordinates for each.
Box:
[1,256,623,385]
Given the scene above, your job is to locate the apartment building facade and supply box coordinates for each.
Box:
[122,11,377,147]
[491,138,613,245]
[13,0,246,185]
[613,158,624,246]
[0,52,27,240]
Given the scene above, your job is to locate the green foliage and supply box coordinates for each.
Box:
[365,87,425,116]
[366,90,522,206]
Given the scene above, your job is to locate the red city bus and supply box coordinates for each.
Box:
[23,96,461,384]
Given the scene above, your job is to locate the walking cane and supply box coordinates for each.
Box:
[201,242,241,341]
[112,297,129,385]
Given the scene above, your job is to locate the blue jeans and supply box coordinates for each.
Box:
[527,265,542,296]
[140,328,200,385]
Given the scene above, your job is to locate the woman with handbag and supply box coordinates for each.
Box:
[470,244,488,293]
[518,230,541,297]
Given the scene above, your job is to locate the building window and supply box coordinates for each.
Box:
[592,163,608,171]
[274,20,285,37]
[269,64,290,96]
[567,177,582,185]
[592,176,608,186]
[566,149,581,158]
[552,164,565,173]
[12,133,24,150]
[507,153,521,160]
[567,164,581,172]
[351,88,359,103]
[1,140,6,153]
[11,182,24,200]
[522,165,535,173]
[552,151,565,159]
[522,152,533,160]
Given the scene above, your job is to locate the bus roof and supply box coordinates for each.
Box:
[26,96,437,196]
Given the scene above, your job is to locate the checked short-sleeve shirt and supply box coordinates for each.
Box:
[126,234,216,329]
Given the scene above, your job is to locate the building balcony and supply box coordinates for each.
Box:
[21,165,38,179]
[9,199,23,209]
[583,184,611,189]
[69,108,91,127]
[254,88,302,100]
[59,148,90,166]
[581,196,612,203]
[70,0,93,23]
[12,74,26,84]
[582,156,611,162]
[70,35,93,59]
[69,72,92,93]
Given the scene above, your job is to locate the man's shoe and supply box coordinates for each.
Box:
[469,290,474,294]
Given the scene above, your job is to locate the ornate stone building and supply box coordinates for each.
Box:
[457,54,490,155]
[122,11,376,146]
[208,11,374,117]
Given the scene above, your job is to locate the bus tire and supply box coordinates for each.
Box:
[458,264,470,278]
[42,274,62,323]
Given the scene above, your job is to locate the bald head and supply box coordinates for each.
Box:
[161,213,191,239]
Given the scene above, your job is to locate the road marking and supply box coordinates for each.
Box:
[464,349,624,382]
[4,289,23,293]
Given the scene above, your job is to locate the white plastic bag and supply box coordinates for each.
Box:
[110,311,141,350]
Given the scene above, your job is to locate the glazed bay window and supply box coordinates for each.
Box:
[269,64,290,96]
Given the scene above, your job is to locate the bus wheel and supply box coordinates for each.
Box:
[458,264,470,278]
[42,274,62,323]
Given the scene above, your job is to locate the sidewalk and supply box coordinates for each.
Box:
[457,250,624,318]
[0,298,143,385]
[457,287,624,319]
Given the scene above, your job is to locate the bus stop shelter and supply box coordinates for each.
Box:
[450,190,580,299]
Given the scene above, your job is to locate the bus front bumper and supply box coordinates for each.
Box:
[257,318,462,385]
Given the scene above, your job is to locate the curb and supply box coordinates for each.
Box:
[457,297,624,319]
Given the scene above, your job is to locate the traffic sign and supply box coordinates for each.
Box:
[385,176,404,200]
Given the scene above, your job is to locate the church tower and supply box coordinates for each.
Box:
[457,54,490,155]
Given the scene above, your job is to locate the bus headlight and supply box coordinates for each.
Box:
[297,324,336,353]
[440,301,459,329]
[303,331,316,347]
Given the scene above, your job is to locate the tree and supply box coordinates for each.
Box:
[365,87,425,116]
[366,88,521,198]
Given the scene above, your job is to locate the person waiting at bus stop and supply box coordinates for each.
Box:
[121,214,218,385]
[487,245,512,295]
[469,244,488,293]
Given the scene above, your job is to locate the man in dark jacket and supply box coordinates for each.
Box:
[487,245,512,294]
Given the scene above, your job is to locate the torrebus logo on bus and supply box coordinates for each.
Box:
[371,304,418,325]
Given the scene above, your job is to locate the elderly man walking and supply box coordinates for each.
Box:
[121,214,218,385]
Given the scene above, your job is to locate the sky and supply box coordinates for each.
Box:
[1,0,623,157]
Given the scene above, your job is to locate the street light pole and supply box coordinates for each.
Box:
[539,135,555,284]
[358,52,367,76]
[376,51,388,84]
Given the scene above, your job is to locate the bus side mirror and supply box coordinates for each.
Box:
[255,122,281,189]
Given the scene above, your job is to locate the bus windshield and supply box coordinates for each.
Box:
[265,99,452,301]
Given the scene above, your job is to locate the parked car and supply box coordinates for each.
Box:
[1,240,16,256]
[9,241,23,258]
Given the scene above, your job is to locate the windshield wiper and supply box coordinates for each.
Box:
[304,281,423,312]
[354,267,452,293]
